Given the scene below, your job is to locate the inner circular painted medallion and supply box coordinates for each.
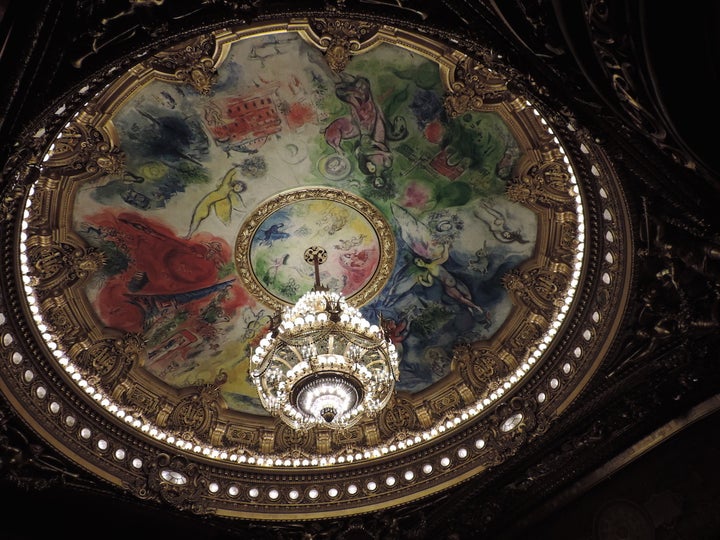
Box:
[236,187,394,308]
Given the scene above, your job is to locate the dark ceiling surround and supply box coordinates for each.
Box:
[485,1,720,238]
[1,1,720,539]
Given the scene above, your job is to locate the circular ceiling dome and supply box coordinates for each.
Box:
[0,18,631,519]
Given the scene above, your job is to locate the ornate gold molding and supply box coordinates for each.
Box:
[444,57,512,117]
[507,160,576,212]
[41,121,124,182]
[146,33,219,94]
[306,18,382,72]
[26,239,105,299]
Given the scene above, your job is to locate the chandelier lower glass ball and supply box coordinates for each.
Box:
[250,246,399,430]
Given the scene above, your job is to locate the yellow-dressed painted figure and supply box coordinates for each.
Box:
[187,167,247,238]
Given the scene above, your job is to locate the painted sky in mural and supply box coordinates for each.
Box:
[73,32,537,415]
[248,197,382,304]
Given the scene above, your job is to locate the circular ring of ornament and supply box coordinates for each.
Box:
[0,19,632,519]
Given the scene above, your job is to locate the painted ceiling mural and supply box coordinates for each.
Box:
[5,16,635,520]
[71,28,537,415]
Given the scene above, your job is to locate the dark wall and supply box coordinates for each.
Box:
[516,408,720,540]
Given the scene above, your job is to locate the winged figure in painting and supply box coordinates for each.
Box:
[390,204,491,327]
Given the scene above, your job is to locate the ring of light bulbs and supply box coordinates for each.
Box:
[19,101,587,468]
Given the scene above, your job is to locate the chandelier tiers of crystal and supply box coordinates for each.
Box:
[250,246,399,430]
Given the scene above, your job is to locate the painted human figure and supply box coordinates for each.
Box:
[186,167,247,238]
[323,73,407,187]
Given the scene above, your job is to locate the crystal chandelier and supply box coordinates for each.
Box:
[250,246,399,430]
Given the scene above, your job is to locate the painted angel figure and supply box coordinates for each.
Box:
[186,167,247,238]
[391,204,491,327]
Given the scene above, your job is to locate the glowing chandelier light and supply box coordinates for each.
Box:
[251,246,399,430]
